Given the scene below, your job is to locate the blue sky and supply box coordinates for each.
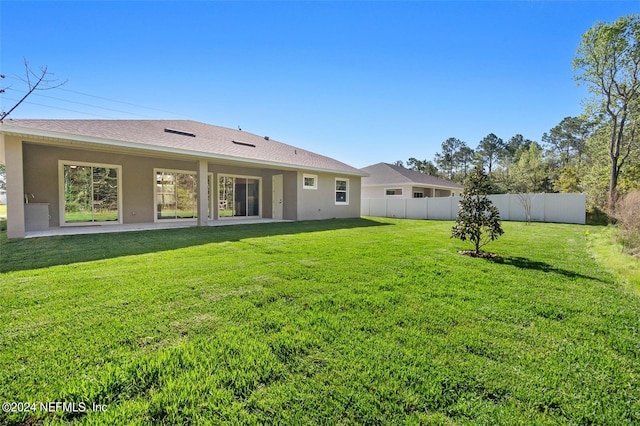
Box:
[1,1,638,168]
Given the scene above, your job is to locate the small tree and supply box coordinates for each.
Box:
[452,166,504,255]
[517,192,537,225]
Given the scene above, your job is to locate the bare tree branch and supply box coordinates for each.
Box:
[0,59,67,121]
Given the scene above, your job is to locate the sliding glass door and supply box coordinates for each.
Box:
[155,170,198,220]
[60,161,121,224]
[218,175,260,218]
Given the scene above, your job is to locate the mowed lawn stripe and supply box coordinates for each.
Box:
[0,218,638,425]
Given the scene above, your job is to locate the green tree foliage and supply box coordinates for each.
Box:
[455,144,475,182]
[510,143,551,193]
[581,121,640,210]
[493,134,536,193]
[503,134,536,164]
[574,13,640,213]
[554,166,581,193]
[406,157,439,175]
[542,116,592,171]
[434,137,464,180]
[452,166,504,255]
[543,116,593,194]
[476,133,505,174]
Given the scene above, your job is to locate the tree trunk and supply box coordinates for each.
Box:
[608,149,619,216]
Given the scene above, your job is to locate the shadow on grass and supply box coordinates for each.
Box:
[0,218,390,273]
[488,255,604,282]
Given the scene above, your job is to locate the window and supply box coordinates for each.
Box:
[218,175,261,218]
[60,161,121,225]
[335,178,349,205]
[413,192,425,198]
[303,174,317,190]
[385,188,403,196]
[155,169,198,220]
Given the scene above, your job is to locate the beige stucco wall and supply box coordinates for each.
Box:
[296,171,361,220]
[17,140,358,231]
[23,142,200,226]
[211,164,296,220]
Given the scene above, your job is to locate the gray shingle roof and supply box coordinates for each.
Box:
[0,119,366,176]
[361,162,464,189]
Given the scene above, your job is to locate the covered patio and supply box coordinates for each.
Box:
[24,218,290,238]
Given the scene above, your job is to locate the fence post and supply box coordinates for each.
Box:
[425,197,429,220]
[450,196,454,220]
[424,197,428,220]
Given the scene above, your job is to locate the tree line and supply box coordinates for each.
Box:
[396,14,640,215]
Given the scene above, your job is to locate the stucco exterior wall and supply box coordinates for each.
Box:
[22,142,300,226]
[23,142,199,226]
[296,171,361,220]
[18,140,357,232]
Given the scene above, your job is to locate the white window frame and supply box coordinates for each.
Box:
[335,177,349,205]
[154,168,198,222]
[303,174,318,190]
[58,160,123,227]
[385,188,403,196]
[217,173,263,219]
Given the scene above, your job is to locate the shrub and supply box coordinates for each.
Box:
[615,189,640,257]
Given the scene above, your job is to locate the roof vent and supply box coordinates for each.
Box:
[164,128,196,137]
[232,140,256,148]
[264,136,270,140]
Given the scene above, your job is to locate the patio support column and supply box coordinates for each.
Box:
[197,159,209,226]
[4,136,26,239]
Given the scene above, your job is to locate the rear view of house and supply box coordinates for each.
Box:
[0,119,365,238]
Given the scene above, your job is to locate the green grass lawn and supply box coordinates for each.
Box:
[0,218,639,425]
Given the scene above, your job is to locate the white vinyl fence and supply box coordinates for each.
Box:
[361,193,586,224]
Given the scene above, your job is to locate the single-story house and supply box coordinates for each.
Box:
[360,162,463,198]
[0,119,366,239]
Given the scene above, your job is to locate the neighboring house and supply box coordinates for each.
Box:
[360,162,463,199]
[0,119,366,239]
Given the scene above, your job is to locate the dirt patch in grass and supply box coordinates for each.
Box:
[458,250,500,259]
